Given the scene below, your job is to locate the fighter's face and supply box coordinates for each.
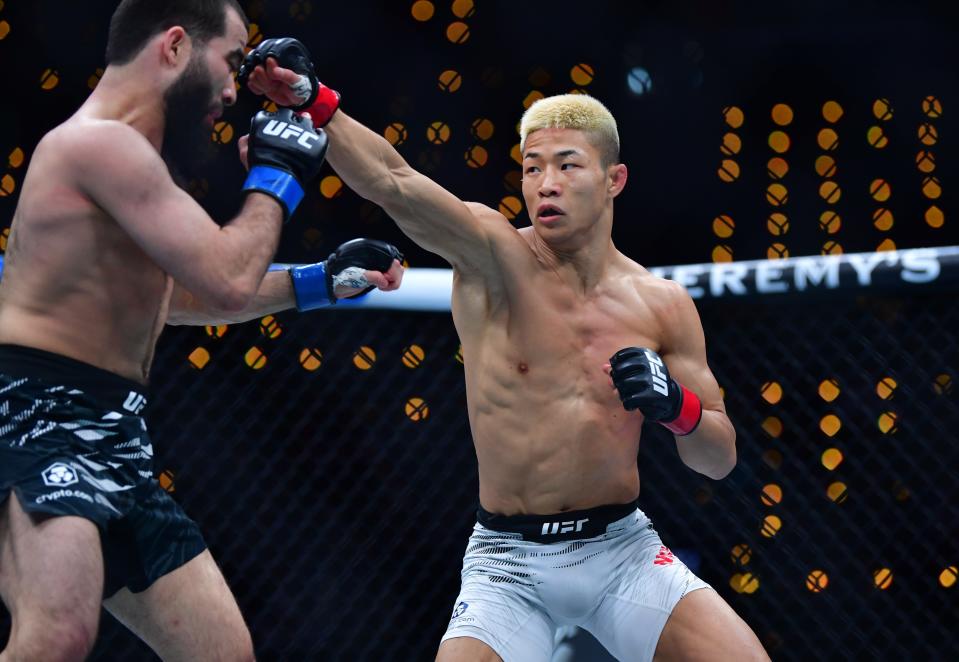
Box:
[521,128,624,244]
[161,8,247,179]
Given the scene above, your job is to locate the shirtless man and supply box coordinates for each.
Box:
[0,3,401,660]
[241,40,767,661]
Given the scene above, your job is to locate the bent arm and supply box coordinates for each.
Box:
[73,123,282,312]
[323,111,496,271]
[659,284,737,479]
[167,270,294,326]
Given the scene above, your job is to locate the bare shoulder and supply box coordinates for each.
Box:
[622,254,693,318]
[59,119,154,163]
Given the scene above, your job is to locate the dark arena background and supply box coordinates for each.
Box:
[1,1,958,660]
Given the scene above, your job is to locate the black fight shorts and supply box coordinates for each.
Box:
[0,344,206,596]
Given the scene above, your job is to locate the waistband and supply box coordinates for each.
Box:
[477,500,639,543]
[0,344,149,414]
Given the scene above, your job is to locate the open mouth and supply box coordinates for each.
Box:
[537,204,565,222]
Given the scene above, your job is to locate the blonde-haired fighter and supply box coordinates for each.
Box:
[242,40,768,662]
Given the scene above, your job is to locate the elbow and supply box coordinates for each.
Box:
[210,281,255,313]
[707,452,737,480]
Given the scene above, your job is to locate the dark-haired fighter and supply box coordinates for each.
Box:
[242,39,767,662]
[0,2,401,660]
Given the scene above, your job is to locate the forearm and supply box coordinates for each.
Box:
[168,269,294,326]
[324,111,408,203]
[211,194,284,310]
[674,410,737,480]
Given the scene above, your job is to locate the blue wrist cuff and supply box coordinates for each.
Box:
[289,262,332,311]
[243,166,304,220]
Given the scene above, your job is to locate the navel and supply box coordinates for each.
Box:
[518,362,529,374]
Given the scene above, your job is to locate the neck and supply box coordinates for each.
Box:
[80,63,166,149]
[531,211,617,293]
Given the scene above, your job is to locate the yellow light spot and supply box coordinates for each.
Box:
[451,0,475,18]
[915,150,936,173]
[876,238,896,252]
[499,196,523,221]
[39,68,59,90]
[767,243,788,260]
[822,241,843,255]
[523,90,545,109]
[730,572,760,594]
[410,0,435,21]
[806,570,828,592]
[872,98,893,121]
[766,157,788,179]
[768,131,790,153]
[818,379,840,402]
[918,123,938,146]
[933,373,953,395]
[761,416,783,439]
[869,178,891,202]
[815,155,837,178]
[299,348,323,371]
[766,183,788,206]
[866,125,888,149]
[721,132,742,156]
[922,95,943,118]
[7,147,23,169]
[455,345,464,364]
[822,101,844,123]
[876,377,897,399]
[922,176,942,199]
[259,315,282,339]
[187,347,210,370]
[821,448,843,470]
[820,414,841,437]
[827,481,848,503]
[570,63,594,86]
[873,568,893,590]
[817,128,839,151]
[426,121,451,144]
[818,211,841,235]
[319,175,343,199]
[939,566,957,588]
[405,397,430,421]
[767,213,789,236]
[158,470,175,492]
[760,515,781,538]
[771,103,793,126]
[401,344,426,368]
[723,106,744,128]
[384,122,408,146]
[0,20,9,41]
[731,544,752,566]
[0,174,16,197]
[819,180,841,204]
[446,20,470,43]
[712,214,735,238]
[718,159,740,182]
[244,347,267,370]
[464,145,488,168]
[470,118,495,141]
[711,245,733,263]
[872,208,894,231]
[437,69,462,93]
[760,483,782,506]
[877,411,898,434]
[510,143,523,165]
[211,121,233,144]
[352,346,377,370]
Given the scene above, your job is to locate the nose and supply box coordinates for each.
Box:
[223,80,237,107]
[538,166,561,197]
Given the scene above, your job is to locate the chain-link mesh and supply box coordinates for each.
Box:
[2,291,958,661]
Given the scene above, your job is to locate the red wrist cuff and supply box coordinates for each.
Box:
[660,383,703,436]
[305,84,341,127]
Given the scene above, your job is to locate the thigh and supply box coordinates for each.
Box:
[653,588,768,662]
[436,635,503,662]
[0,492,103,643]
[103,550,254,662]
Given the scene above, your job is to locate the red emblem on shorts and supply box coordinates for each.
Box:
[653,545,675,566]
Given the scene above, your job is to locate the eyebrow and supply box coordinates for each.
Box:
[523,148,582,161]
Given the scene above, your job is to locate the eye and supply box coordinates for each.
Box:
[561,163,579,170]
[525,166,541,174]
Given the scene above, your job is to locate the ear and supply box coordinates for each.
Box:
[607,163,628,198]
[158,26,190,68]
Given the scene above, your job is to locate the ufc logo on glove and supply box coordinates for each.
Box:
[262,120,322,149]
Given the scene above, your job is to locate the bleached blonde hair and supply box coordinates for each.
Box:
[519,94,620,166]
